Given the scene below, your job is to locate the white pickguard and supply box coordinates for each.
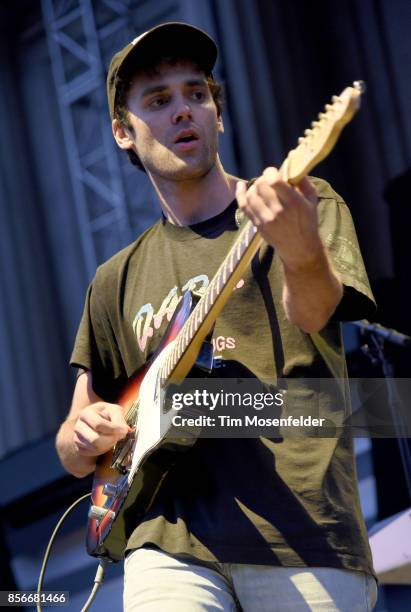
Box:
[127,340,177,485]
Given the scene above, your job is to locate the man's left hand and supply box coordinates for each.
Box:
[236,167,324,272]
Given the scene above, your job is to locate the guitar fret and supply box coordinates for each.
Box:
[198,297,205,323]
[217,268,225,292]
[208,282,215,303]
[215,266,223,290]
[176,335,183,360]
[232,241,240,268]
[236,236,243,261]
[176,334,183,360]
[162,356,169,379]
[194,305,202,328]
[205,288,213,313]
[189,312,196,338]
[184,322,191,345]
[171,343,178,366]
[214,272,222,296]
[229,247,235,273]
[241,226,250,251]
[179,329,188,357]
[222,260,228,284]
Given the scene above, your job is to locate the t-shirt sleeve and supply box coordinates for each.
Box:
[314,179,376,321]
[70,276,126,401]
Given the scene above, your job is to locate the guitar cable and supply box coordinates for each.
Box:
[36,492,108,612]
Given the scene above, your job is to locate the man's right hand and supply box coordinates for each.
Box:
[73,402,131,456]
[56,370,131,477]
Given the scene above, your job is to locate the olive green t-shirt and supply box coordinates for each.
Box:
[71,177,376,575]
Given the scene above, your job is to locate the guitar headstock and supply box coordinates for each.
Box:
[282,81,365,184]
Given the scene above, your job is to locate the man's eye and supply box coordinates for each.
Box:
[192,91,205,101]
[150,97,168,108]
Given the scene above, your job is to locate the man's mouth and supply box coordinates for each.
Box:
[173,129,199,146]
[177,135,196,143]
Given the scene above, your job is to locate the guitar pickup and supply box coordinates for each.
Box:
[111,429,136,473]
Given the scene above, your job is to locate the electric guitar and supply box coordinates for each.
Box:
[86,81,365,561]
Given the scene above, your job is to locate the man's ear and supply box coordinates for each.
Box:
[217,115,224,134]
[112,119,134,150]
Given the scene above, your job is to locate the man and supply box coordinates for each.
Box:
[56,22,378,611]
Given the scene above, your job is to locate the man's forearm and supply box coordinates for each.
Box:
[56,419,97,478]
[282,245,343,333]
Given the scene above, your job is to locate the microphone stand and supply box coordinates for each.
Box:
[352,320,411,501]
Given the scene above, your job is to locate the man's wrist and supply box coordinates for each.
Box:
[280,241,329,276]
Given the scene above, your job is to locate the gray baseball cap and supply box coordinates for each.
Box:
[106,22,218,119]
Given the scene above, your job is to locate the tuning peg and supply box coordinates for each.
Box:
[298,136,305,144]
[332,95,340,103]
[325,104,333,111]
[353,80,366,93]
[304,128,312,136]
[312,121,320,128]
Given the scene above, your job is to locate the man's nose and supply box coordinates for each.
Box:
[172,99,193,124]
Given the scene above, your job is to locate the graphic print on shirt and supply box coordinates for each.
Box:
[132,273,244,356]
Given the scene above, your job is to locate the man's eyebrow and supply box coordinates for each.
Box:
[140,78,207,98]
[140,84,169,98]
[185,78,208,87]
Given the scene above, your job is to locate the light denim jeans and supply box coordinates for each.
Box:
[123,547,378,611]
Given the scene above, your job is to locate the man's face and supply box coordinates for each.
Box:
[120,61,223,180]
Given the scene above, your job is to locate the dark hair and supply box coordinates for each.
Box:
[113,57,224,172]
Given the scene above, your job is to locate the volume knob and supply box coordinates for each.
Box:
[88,505,115,521]
[103,482,121,496]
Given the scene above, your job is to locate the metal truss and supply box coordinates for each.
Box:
[41,0,179,276]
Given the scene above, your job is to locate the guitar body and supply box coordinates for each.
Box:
[86,291,202,561]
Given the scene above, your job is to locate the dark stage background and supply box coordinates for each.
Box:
[0,0,410,609]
